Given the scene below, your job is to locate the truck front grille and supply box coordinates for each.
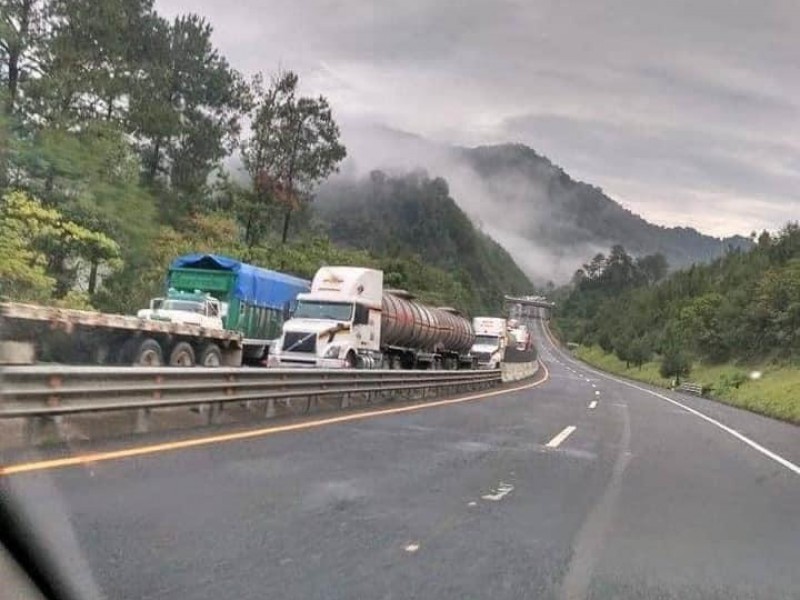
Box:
[282,331,316,353]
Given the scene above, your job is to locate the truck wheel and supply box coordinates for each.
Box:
[344,351,357,369]
[131,338,164,366]
[197,343,222,367]
[169,342,195,367]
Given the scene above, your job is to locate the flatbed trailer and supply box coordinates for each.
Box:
[0,302,244,366]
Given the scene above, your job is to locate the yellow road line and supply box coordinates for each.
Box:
[0,363,550,477]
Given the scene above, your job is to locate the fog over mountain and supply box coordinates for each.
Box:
[158,0,800,242]
[323,122,750,284]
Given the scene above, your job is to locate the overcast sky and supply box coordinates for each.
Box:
[158,0,799,237]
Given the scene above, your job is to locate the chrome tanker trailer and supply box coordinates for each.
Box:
[271,266,475,369]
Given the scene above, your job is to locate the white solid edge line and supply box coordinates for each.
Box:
[589,400,598,409]
[592,371,800,476]
[546,425,577,448]
[540,323,800,477]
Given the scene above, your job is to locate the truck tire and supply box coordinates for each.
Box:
[197,343,222,367]
[169,342,196,366]
[344,351,357,369]
[131,338,164,366]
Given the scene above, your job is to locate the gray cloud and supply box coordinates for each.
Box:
[158,0,800,237]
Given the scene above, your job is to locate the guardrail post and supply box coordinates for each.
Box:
[25,416,45,445]
[340,392,350,409]
[265,399,276,419]
[208,402,222,425]
[134,408,150,433]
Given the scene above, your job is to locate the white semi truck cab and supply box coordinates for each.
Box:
[271,266,476,369]
[470,317,507,369]
[271,267,383,368]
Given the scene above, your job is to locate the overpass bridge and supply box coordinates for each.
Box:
[504,294,555,320]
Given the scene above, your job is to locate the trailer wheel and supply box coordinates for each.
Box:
[131,338,164,366]
[198,343,222,367]
[169,342,196,367]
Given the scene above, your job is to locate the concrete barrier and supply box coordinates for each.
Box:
[501,360,539,383]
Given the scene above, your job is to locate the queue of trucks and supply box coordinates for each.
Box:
[0,254,530,370]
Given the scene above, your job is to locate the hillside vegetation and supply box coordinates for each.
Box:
[556,224,800,422]
[315,171,533,314]
[456,144,751,275]
[0,0,522,318]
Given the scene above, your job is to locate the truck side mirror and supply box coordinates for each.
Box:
[282,302,292,321]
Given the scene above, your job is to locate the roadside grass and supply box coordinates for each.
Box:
[574,345,800,425]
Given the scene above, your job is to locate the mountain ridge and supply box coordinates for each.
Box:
[336,123,752,283]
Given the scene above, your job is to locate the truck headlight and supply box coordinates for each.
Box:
[323,345,341,359]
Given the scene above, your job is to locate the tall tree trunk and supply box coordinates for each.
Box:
[280,207,292,244]
[4,0,33,115]
[88,260,99,296]
[146,139,162,184]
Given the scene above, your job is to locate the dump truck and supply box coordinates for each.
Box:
[0,254,309,366]
[270,266,475,369]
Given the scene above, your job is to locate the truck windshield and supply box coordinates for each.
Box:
[162,300,205,314]
[474,335,500,346]
[294,301,353,321]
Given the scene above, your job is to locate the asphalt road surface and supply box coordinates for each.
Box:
[1,319,798,599]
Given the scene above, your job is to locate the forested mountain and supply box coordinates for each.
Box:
[340,125,752,283]
[456,144,752,274]
[557,224,800,373]
[315,171,534,313]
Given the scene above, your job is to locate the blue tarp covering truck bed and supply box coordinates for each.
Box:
[169,254,310,310]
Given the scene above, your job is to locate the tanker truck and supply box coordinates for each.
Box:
[0,254,309,366]
[270,266,476,369]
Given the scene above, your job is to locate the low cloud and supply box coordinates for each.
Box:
[158,0,800,268]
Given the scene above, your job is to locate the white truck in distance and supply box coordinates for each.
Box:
[470,317,507,369]
[271,266,475,369]
[507,319,531,351]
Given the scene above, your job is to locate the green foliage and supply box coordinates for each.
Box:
[241,70,346,244]
[0,189,121,303]
[576,345,799,423]
[315,170,533,314]
[132,13,247,206]
[560,224,800,365]
[659,347,691,381]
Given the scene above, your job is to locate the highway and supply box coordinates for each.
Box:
[2,319,799,600]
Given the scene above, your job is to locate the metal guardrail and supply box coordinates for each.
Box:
[0,366,502,419]
[676,381,704,396]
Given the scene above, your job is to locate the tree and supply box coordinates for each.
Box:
[0,190,121,303]
[130,13,246,209]
[0,0,47,115]
[660,347,691,384]
[628,336,651,369]
[583,253,605,280]
[637,253,668,285]
[241,70,346,244]
[751,259,800,355]
[25,0,157,125]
